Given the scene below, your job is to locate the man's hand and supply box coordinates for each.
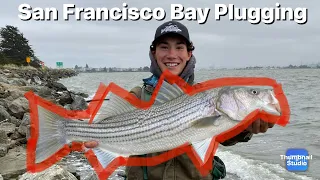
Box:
[246,118,275,134]
[84,141,99,148]
[221,118,275,146]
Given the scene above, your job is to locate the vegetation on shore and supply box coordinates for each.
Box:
[0,25,44,68]
[0,25,79,80]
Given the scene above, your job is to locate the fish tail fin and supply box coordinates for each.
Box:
[25,91,70,172]
[35,106,68,163]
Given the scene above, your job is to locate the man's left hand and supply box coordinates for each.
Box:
[246,118,275,134]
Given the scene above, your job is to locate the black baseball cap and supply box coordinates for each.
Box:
[152,20,192,46]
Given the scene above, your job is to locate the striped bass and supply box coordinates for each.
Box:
[30,79,281,178]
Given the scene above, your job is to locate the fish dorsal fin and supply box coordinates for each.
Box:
[91,92,138,123]
[91,81,184,122]
[153,80,185,105]
[191,137,214,164]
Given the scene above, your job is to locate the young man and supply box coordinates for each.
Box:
[84,20,275,179]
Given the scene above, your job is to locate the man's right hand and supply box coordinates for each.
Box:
[84,141,99,148]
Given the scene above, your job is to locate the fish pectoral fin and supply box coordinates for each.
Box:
[191,138,214,164]
[192,115,221,128]
[153,80,185,105]
[89,147,120,169]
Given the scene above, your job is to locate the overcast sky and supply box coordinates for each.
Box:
[0,0,318,69]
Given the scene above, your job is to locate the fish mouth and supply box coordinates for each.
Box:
[262,103,281,116]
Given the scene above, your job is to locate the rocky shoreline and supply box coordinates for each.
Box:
[0,65,98,180]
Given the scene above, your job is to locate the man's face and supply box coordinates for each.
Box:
[152,35,192,76]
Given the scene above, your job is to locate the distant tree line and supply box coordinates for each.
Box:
[285,64,320,69]
[0,25,42,68]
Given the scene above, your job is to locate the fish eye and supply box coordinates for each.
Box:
[250,89,259,95]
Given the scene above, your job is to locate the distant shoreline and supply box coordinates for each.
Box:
[77,71,150,73]
[233,65,320,70]
[72,63,320,73]
[74,67,320,73]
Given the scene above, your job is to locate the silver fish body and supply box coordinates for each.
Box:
[62,89,232,156]
[34,81,281,173]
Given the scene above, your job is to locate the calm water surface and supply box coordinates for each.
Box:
[59,69,320,180]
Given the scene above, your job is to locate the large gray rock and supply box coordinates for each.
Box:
[18,113,30,138]
[0,146,26,179]
[0,84,10,99]
[0,76,9,84]
[9,78,27,86]
[0,123,16,158]
[0,105,11,122]
[56,91,73,106]
[37,86,53,98]
[0,99,9,110]
[0,129,10,157]
[4,72,14,78]
[19,164,78,180]
[13,73,21,78]
[0,122,16,135]
[71,94,88,110]
[8,88,25,100]
[33,76,42,85]
[46,81,67,91]
[0,130,8,144]
[3,69,10,73]
[9,116,21,127]
[18,85,39,93]
[0,143,8,157]
[8,97,29,119]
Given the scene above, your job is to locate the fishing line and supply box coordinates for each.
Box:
[85,98,110,103]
